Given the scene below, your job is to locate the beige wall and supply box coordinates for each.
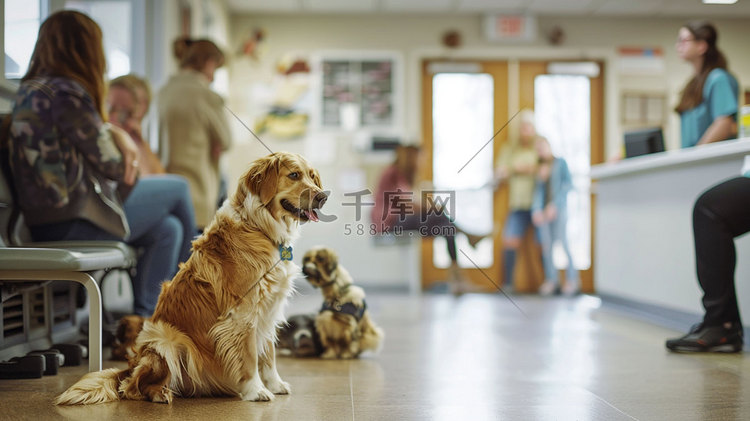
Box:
[222,13,750,286]
[227,13,750,158]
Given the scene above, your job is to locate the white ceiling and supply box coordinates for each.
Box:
[225,0,750,17]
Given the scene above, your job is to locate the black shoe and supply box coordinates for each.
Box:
[666,322,744,353]
[0,355,45,379]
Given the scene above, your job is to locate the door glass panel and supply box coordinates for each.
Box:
[534,74,591,270]
[432,73,494,268]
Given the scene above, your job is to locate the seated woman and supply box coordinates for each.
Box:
[8,11,196,316]
[371,144,483,294]
[108,74,165,176]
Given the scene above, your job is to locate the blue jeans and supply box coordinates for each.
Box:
[502,210,539,242]
[537,208,577,286]
[30,175,197,316]
[501,209,540,288]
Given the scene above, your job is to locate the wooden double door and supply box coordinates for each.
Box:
[420,60,604,293]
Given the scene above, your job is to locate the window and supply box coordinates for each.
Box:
[65,1,132,79]
[4,1,133,80]
[4,0,42,79]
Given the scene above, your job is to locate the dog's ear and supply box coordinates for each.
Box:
[325,248,338,273]
[246,154,280,205]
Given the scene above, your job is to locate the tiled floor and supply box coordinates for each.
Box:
[1,291,748,420]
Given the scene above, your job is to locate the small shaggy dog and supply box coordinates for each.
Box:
[55,152,326,404]
[302,246,384,359]
[275,314,323,358]
[110,315,145,361]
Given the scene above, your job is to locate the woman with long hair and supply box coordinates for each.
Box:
[9,11,196,316]
[675,21,739,148]
[531,137,578,296]
[158,37,232,230]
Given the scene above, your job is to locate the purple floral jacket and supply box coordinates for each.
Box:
[9,76,129,238]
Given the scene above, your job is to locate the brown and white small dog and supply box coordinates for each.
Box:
[302,246,384,359]
[55,152,326,405]
[110,315,145,361]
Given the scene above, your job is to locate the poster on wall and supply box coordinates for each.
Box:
[321,59,394,128]
[254,56,312,139]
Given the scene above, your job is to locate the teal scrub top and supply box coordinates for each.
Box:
[679,68,739,148]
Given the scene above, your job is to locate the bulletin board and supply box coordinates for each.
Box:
[316,53,401,130]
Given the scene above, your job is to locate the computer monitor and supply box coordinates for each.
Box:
[624,128,665,158]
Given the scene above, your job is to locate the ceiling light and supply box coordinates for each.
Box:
[702,0,738,4]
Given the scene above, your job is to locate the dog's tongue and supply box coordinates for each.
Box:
[305,209,319,222]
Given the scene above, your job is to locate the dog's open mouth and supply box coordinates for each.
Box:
[281,199,320,222]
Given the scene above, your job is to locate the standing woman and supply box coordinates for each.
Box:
[675,21,738,148]
[159,38,232,230]
[532,137,578,296]
[494,109,541,291]
[9,11,196,316]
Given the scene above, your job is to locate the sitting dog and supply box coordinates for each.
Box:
[276,314,323,358]
[55,152,326,405]
[302,246,384,359]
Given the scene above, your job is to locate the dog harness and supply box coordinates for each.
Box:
[320,298,367,321]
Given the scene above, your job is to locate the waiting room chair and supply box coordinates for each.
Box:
[0,113,135,371]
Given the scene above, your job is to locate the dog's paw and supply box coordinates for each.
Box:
[240,385,275,402]
[267,378,291,395]
[148,386,173,404]
[340,350,356,359]
[320,348,338,359]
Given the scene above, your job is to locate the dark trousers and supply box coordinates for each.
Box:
[396,212,457,262]
[693,177,750,326]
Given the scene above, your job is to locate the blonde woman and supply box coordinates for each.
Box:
[532,137,578,296]
[494,109,541,291]
[108,74,165,175]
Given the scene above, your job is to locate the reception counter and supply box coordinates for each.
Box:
[591,138,750,324]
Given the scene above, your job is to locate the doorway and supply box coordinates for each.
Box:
[420,61,508,291]
[421,59,604,292]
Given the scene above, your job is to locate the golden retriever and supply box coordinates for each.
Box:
[55,152,326,404]
[302,246,384,359]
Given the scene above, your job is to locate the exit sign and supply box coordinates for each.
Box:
[483,14,537,42]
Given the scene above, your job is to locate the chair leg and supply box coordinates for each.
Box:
[68,272,102,372]
[0,270,102,372]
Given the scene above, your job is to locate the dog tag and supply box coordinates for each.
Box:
[279,245,293,261]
